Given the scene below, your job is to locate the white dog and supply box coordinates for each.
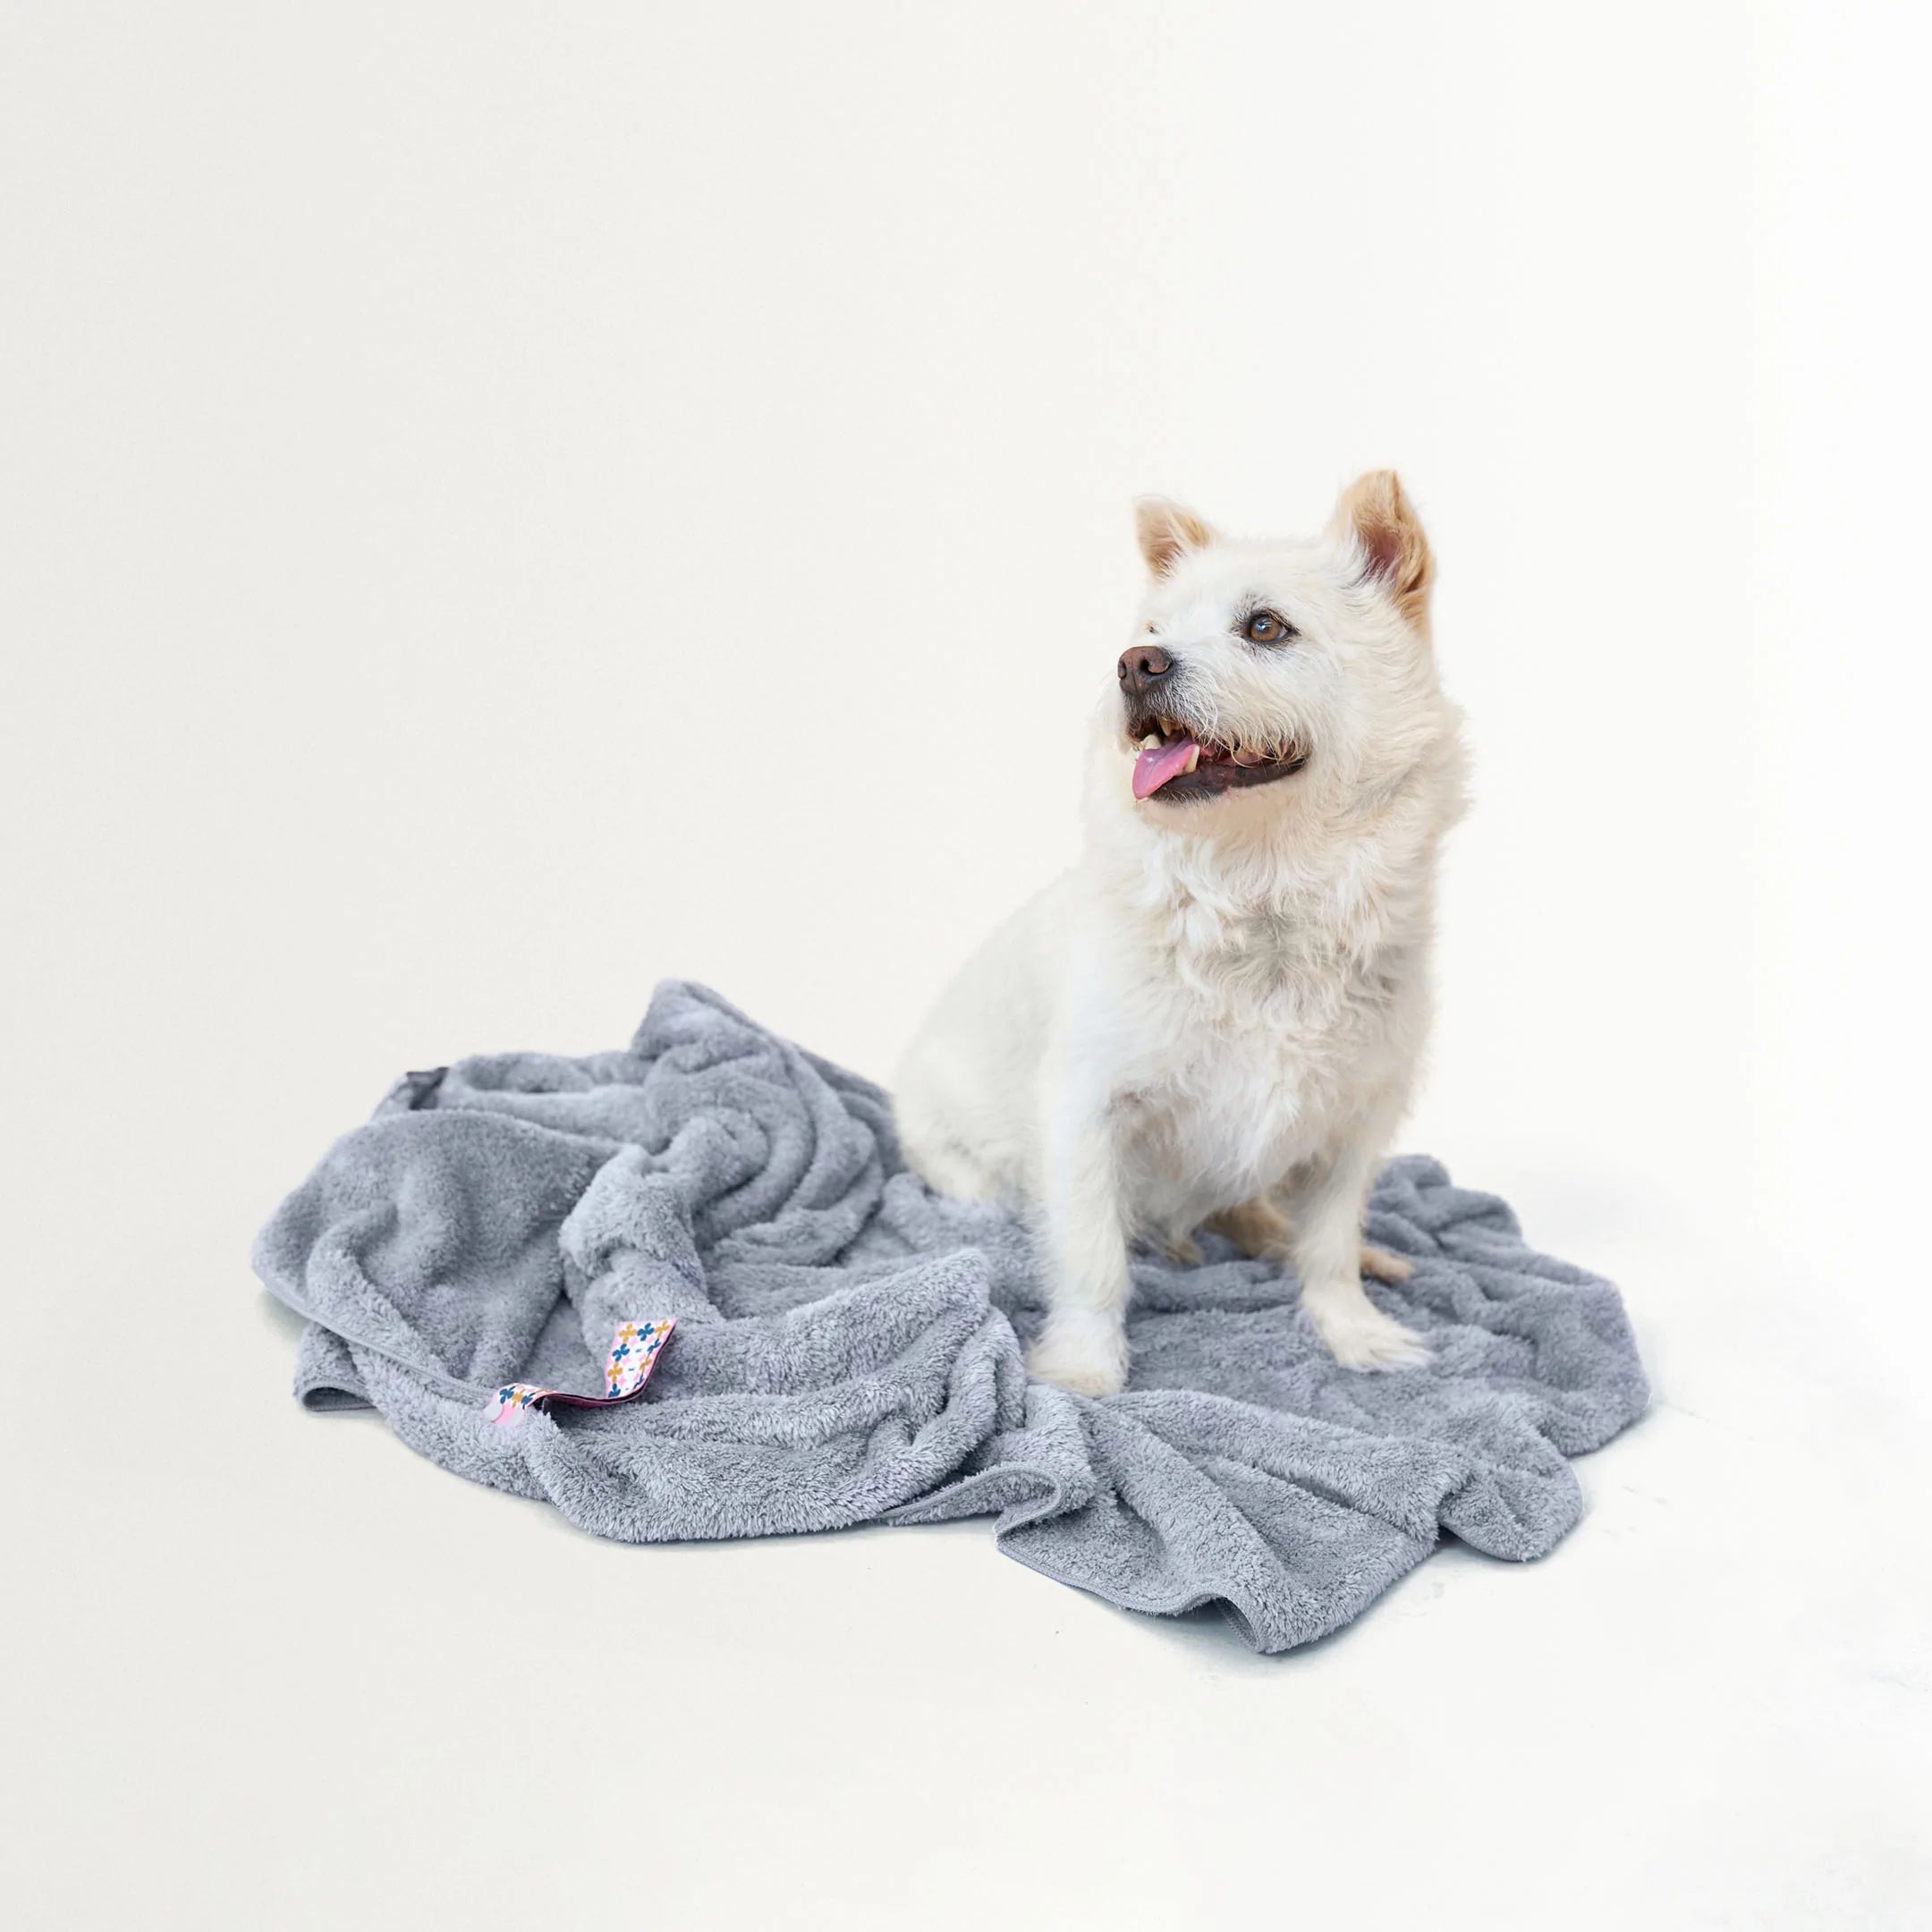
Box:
[893,472,1468,1396]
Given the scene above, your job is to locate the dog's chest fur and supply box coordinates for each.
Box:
[1100,846,1428,1232]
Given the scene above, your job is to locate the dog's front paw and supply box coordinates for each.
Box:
[1027,1309,1130,1397]
[1306,1293,1430,1372]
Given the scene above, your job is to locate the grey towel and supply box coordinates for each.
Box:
[252,980,1648,1652]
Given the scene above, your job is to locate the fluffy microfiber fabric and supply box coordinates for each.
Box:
[253,981,1648,1652]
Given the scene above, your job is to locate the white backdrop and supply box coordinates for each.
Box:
[5,4,1927,1927]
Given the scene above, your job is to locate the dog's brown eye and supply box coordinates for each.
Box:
[1243,609,1295,645]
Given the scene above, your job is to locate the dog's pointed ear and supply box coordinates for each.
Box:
[1330,470,1435,632]
[1134,497,1217,576]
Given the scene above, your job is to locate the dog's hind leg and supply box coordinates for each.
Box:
[892,1079,1015,1202]
[1206,1197,1293,1259]
[1211,1197,1412,1284]
[1360,1243,1413,1283]
[902,1132,1006,1202]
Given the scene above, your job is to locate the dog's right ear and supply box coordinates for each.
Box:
[1134,498,1217,576]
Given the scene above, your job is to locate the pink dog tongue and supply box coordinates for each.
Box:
[1133,734,1199,800]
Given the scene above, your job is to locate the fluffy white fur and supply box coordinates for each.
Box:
[893,473,1468,1396]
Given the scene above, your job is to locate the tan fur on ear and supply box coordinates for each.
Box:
[1134,497,1217,576]
[1330,470,1435,635]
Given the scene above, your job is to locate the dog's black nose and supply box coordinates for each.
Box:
[1117,644,1174,696]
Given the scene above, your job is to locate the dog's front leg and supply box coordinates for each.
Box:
[1282,1140,1429,1372]
[1026,1092,1133,1397]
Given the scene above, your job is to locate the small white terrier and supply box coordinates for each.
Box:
[894,473,1468,1396]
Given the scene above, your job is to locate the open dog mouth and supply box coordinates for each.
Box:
[1125,712,1309,801]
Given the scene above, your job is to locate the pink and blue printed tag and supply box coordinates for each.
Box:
[485,1318,676,1426]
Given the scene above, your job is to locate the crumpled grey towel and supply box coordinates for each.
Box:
[253,980,1648,1652]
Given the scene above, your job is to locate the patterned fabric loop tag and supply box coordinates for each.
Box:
[485,1318,676,1427]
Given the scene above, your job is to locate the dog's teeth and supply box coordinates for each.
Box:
[1140,733,1160,750]
[1233,745,1264,767]
[1182,745,1200,774]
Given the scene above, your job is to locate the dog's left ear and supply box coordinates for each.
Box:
[1134,497,1217,576]
[1330,470,1435,633]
